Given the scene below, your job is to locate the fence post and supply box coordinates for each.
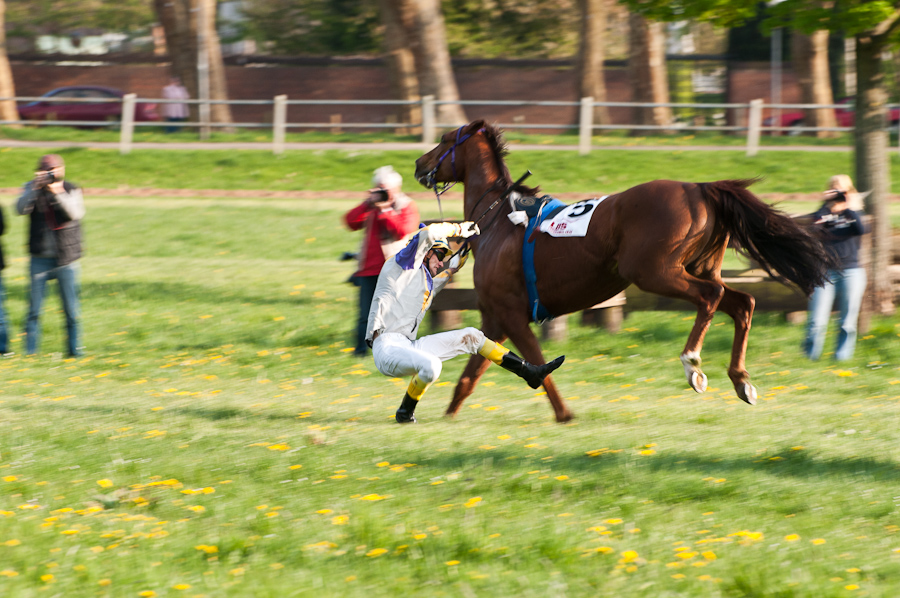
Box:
[578,96,593,155]
[272,94,287,155]
[119,93,136,155]
[746,99,763,157]
[421,95,435,145]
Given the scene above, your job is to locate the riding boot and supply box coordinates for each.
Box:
[500,352,565,389]
[395,374,429,424]
[395,392,418,424]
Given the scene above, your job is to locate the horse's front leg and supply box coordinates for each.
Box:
[716,286,757,405]
[446,317,507,418]
[503,320,573,423]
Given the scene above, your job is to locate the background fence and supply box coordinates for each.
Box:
[3,93,899,156]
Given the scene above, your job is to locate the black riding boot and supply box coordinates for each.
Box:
[500,353,565,389]
[395,393,419,424]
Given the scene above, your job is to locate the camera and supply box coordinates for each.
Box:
[35,170,56,187]
[372,188,390,203]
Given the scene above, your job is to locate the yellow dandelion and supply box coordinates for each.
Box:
[845,585,859,591]
[702,551,717,561]
[97,479,114,488]
[3,476,18,482]
[332,515,349,525]
[812,538,826,545]
[40,574,54,582]
[446,560,460,566]
[98,579,111,586]
[186,505,205,513]
[555,475,569,481]
[172,584,191,590]
[366,548,388,557]
[413,533,427,540]
[784,534,800,542]
[0,570,18,577]
[317,509,333,514]
[4,539,21,546]
[604,518,623,525]
[230,568,245,576]
[640,449,656,456]
[620,550,639,563]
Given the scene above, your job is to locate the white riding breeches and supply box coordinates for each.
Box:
[372,328,486,384]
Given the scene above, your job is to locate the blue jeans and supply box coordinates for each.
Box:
[354,275,379,355]
[0,275,8,353]
[803,267,867,361]
[25,258,81,356]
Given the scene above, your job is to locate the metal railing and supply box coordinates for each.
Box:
[0,93,894,155]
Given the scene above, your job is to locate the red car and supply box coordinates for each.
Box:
[18,85,158,124]
[764,97,900,132]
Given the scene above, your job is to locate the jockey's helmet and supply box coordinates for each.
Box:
[430,239,451,261]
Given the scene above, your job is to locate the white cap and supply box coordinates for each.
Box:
[372,165,402,190]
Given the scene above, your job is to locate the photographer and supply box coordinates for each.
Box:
[16,154,85,357]
[803,174,867,361]
[343,166,419,356]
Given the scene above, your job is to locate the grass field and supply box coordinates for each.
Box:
[0,148,899,597]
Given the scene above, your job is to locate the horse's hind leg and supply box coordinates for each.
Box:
[715,285,758,405]
[631,270,725,394]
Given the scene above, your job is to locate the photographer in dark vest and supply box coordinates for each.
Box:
[16,154,85,357]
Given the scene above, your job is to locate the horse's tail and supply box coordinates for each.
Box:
[699,178,833,296]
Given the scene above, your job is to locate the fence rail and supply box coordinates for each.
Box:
[1,93,898,155]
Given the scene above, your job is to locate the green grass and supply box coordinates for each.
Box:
[3,144,900,198]
[0,189,899,597]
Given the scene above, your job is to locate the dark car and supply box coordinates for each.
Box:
[18,85,158,124]
[763,97,900,133]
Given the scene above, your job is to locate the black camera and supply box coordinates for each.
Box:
[372,188,390,203]
[35,170,56,187]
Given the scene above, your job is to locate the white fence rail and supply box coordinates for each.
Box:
[1,94,897,155]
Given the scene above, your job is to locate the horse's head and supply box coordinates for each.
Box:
[414,120,489,190]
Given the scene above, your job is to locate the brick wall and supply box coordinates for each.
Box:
[11,61,793,131]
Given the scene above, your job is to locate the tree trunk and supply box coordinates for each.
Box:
[0,0,20,126]
[397,0,466,126]
[153,0,232,125]
[377,0,421,131]
[201,0,232,125]
[854,35,894,315]
[576,0,610,125]
[627,13,671,133]
[791,29,836,138]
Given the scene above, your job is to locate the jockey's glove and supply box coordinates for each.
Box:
[458,222,480,238]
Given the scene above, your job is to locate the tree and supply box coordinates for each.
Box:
[577,0,611,125]
[391,0,466,126]
[627,12,672,131]
[0,0,18,125]
[153,0,232,127]
[619,0,899,314]
[792,29,837,137]
[376,0,421,129]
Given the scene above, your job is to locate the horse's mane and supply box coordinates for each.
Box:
[479,121,541,197]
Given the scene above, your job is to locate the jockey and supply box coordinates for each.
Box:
[366,221,565,423]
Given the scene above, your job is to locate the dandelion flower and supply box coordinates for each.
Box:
[784,534,800,542]
[172,584,191,590]
[366,548,388,557]
[446,560,460,566]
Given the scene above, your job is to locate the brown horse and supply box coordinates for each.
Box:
[413,120,831,423]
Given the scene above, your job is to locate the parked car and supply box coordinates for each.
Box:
[763,97,900,133]
[18,85,158,124]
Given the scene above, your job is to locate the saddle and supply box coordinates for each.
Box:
[507,192,565,226]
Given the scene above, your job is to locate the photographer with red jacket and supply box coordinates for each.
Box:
[344,166,419,356]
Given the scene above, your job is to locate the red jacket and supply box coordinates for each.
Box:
[344,195,419,277]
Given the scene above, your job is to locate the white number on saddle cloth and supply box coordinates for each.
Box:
[538,197,608,238]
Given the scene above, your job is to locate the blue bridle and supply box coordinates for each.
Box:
[424,125,485,194]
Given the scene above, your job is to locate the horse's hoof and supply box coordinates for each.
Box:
[689,371,708,393]
[556,411,575,423]
[737,383,757,406]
